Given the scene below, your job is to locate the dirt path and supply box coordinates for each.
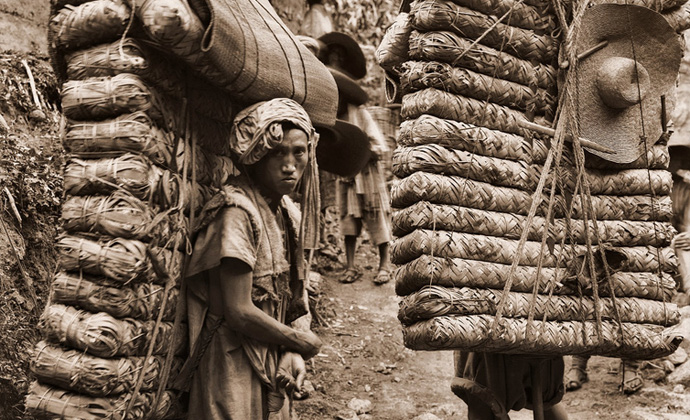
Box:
[297,241,690,420]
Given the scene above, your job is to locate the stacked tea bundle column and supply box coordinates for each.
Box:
[385,0,687,359]
[25,1,237,418]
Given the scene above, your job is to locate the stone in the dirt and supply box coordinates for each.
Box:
[364,384,371,392]
[347,398,372,414]
[413,414,442,420]
[668,347,689,366]
[29,109,46,122]
[335,409,359,420]
[673,384,685,393]
[667,360,690,386]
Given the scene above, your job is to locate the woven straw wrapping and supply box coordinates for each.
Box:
[402,314,682,359]
[589,0,687,12]
[25,381,179,420]
[663,3,690,32]
[51,271,178,321]
[411,0,558,63]
[391,172,674,222]
[398,115,548,163]
[391,229,677,273]
[64,112,175,167]
[401,61,556,115]
[394,255,676,300]
[56,233,182,284]
[393,144,538,191]
[31,341,181,396]
[392,144,674,195]
[63,154,213,213]
[401,88,551,136]
[65,38,239,124]
[64,154,159,200]
[61,192,184,247]
[65,38,185,98]
[408,31,557,90]
[40,304,184,358]
[449,0,557,34]
[134,0,230,86]
[50,0,130,51]
[61,74,166,123]
[398,286,680,326]
[392,202,676,248]
[398,115,670,169]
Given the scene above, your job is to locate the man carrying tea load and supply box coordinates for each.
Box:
[182,98,322,419]
[317,32,394,285]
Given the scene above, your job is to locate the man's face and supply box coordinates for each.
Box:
[253,128,309,198]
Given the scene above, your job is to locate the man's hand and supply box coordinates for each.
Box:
[277,352,307,394]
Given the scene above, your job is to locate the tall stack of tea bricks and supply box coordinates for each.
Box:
[383,0,690,359]
[25,0,239,418]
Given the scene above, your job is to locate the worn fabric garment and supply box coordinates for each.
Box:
[453,351,565,420]
[185,179,308,419]
[337,105,391,224]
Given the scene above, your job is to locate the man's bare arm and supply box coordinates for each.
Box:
[212,257,322,359]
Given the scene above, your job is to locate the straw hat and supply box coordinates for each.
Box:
[317,32,367,80]
[329,67,369,106]
[575,4,682,164]
[315,119,372,177]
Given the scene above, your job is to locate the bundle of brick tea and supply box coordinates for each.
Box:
[379,0,688,359]
[26,1,241,418]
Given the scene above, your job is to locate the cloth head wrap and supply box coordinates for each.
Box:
[231,98,321,252]
[230,98,316,165]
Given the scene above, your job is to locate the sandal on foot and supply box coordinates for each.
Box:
[565,366,588,391]
[621,369,644,394]
[374,270,390,285]
[339,268,360,284]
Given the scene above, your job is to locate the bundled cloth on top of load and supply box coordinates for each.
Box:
[377,0,690,359]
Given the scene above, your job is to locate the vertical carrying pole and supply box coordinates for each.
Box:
[531,359,545,420]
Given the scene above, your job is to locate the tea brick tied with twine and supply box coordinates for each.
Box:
[450,0,557,34]
[63,112,175,167]
[397,115,549,163]
[401,88,551,136]
[407,31,557,90]
[50,271,178,321]
[393,255,677,301]
[398,286,680,326]
[61,192,182,246]
[30,340,182,397]
[402,314,682,360]
[391,172,674,221]
[61,74,167,123]
[65,38,186,99]
[39,304,182,358]
[391,229,677,273]
[393,144,674,195]
[56,233,182,284]
[410,0,559,63]
[50,0,131,51]
[400,61,556,116]
[25,381,180,420]
[391,202,676,247]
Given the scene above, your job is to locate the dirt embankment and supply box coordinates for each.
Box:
[0,43,62,420]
